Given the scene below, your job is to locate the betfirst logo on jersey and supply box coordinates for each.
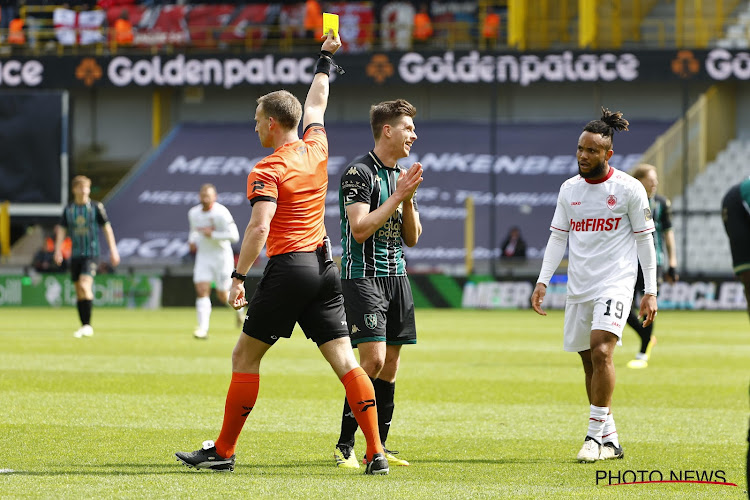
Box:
[569,218,622,232]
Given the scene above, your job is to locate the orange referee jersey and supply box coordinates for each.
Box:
[247,124,328,257]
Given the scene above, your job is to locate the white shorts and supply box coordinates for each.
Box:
[563,294,633,352]
[193,250,234,291]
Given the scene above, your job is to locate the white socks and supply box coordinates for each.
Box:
[586,404,609,443]
[196,296,212,332]
[602,413,619,448]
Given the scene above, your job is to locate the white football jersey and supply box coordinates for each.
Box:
[549,167,655,303]
[187,202,239,257]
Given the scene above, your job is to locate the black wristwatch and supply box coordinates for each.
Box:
[231,270,247,281]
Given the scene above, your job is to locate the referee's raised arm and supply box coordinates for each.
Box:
[303,29,342,130]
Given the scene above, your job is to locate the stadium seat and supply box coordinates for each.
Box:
[186,4,235,48]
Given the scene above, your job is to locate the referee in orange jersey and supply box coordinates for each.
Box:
[176,30,389,475]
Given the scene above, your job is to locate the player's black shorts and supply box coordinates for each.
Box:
[242,250,349,347]
[722,184,750,275]
[341,275,417,347]
[70,257,98,282]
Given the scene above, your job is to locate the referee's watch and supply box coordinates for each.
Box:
[231,270,247,281]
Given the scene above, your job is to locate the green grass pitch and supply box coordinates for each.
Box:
[0,307,747,499]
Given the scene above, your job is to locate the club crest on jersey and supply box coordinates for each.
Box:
[644,207,652,221]
[364,314,377,329]
[606,195,617,210]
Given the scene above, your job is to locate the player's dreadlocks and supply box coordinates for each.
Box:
[583,107,629,148]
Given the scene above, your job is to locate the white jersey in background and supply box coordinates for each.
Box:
[549,167,655,302]
[188,202,239,257]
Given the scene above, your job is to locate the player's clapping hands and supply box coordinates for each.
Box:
[397,162,423,202]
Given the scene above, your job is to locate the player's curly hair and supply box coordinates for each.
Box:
[370,99,417,140]
[583,107,629,148]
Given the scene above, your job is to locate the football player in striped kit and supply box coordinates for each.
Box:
[54,175,120,338]
[334,99,423,469]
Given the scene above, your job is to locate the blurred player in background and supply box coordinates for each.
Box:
[54,175,120,338]
[176,30,390,475]
[625,164,679,369]
[188,183,242,339]
[334,99,423,469]
[531,108,658,462]
[720,176,750,494]
[722,176,750,319]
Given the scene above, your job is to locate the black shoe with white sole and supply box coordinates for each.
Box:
[175,440,235,472]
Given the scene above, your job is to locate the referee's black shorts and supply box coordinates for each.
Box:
[722,184,750,275]
[342,275,417,347]
[242,250,349,347]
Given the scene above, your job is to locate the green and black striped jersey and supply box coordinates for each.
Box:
[59,201,110,258]
[649,194,673,269]
[740,176,750,207]
[339,151,418,279]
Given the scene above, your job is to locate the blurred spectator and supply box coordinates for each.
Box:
[413,2,432,46]
[380,1,414,50]
[33,233,70,272]
[501,226,527,260]
[113,8,133,46]
[0,0,18,40]
[6,16,24,44]
[481,7,500,49]
[304,0,321,39]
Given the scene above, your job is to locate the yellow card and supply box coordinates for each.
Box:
[323,13,339,37]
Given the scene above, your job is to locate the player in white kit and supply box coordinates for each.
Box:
[188,184,241,339]
[531,108,658,462]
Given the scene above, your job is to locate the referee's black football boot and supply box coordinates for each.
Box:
[364,452,389,475]
[175,440,235,472]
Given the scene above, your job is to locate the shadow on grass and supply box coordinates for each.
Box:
[2,456,563,477]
